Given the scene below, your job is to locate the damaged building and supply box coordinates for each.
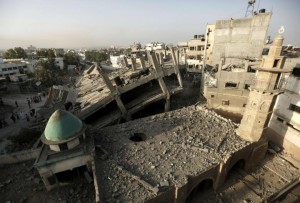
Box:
[34,109,97,193]
[44,48,183,128]
[0,4,300,203]
[204,11,272,117]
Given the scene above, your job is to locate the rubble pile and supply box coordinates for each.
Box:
[0,161,95,202]
[93,104,250,202]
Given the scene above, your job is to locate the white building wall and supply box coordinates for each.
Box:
[55,58,64,70]
[269,72,300,152]
[110,55,125,68]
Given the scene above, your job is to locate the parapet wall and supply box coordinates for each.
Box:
[145,140,268,203]
[0,148,40,165]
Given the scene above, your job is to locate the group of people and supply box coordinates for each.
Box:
[0,111,31,129]
[0,97,4,106]
[0,93,44,129]
[10,109,35,123]
[0,119,8,128]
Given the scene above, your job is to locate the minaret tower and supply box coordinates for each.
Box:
[237,26,290,141]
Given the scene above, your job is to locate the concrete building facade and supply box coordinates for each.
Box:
[178,35,206,72]
[211,12,272,66]
[0,59,28,77]
[204,12,272,116]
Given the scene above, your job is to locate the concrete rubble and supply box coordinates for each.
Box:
[93,104,250,202]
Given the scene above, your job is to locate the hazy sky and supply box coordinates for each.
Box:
[0,0,299,49]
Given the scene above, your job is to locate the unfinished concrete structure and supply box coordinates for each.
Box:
[237,33,290,141]
[204,11,272,116]
[34,110,97,198]
[211,11,272,65]
[44,49,183,128]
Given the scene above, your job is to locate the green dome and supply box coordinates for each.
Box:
[42,109,85,144]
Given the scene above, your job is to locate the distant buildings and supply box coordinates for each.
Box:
[145,42,165,51]
[53,48,64,57]
[178,35,206,72]
[0,58,28,77]
[177,24,215,72]
[110,55,126,68]
[54,57,64,70]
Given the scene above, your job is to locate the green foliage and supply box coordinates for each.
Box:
[63,52,80,67]
[35,58,61,85]
[4,47,27,59]
[85,50,109,62]
[37,49,55,58]
[124,48,132,55]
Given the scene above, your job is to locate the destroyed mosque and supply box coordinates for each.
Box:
[0,5,300,203]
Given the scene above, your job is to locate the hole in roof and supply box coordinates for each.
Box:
[130,133,146,142]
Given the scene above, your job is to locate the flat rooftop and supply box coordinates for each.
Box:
[92,105,250,202]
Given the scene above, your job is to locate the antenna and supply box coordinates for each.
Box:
[245,0,256,17]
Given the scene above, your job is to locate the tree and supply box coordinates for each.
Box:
[37,49,55,58]
[4,47,27,59]
[63,52,80,68]
[85,50,109,62]
[35,58,61,86]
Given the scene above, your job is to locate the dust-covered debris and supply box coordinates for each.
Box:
[93,104,250,202]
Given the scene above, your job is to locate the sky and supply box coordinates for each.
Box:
[0,0,299,49]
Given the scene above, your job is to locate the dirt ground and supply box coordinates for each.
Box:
[0,93,46,154]
[0,160,95,203]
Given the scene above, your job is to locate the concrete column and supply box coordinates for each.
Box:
[171,48,183,87]
[217,59,223,80]
[139,56,146,69]
[123,57,129,68]
[244,60,249,72]
[149,52,170,111]
[130,58,137,71]
[176,50,180,65]
[159,52,164,67]
[96,64,127,118]
[156,53,161,66]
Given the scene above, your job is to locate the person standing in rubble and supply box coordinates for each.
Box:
[10,114,16,123]
[27,98,31,108]
[15,100,18,107]
[25,114,30,122]
[30,108,35,117]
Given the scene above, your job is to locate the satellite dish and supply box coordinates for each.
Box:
[36,81,41,86]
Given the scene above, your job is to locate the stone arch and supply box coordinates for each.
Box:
[185,178,214,202]
[226,159,246,180]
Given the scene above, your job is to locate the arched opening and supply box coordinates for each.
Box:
[185,179,214,203]
[55,165,92,184]
[226,159,246,180]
